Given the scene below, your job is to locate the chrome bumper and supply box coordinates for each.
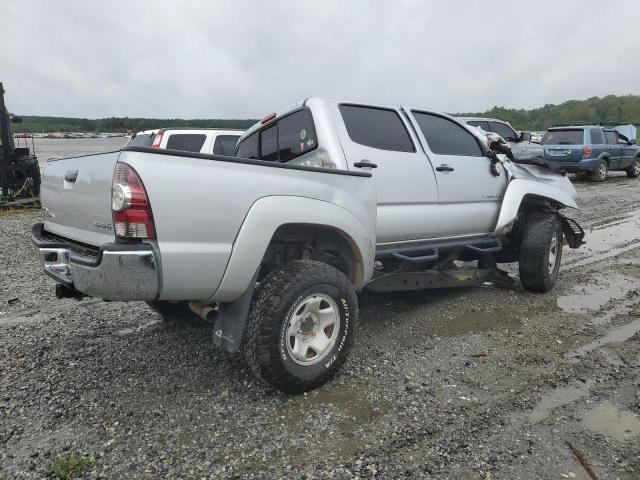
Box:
[32,223,159,301]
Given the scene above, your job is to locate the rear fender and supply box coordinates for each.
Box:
[209,195,375,303]
[494,178,578,234]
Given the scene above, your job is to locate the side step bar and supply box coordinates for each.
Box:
[365,267,512,293]
[376,237,503,263]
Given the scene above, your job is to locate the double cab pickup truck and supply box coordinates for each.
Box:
[33,98,584,393]
[542,126,640,181]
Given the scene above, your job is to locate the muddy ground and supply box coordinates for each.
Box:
[1,173,639,479]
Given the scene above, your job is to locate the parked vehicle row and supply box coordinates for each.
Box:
[33,97,584,393]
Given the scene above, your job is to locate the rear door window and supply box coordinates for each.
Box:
[541,130,584,145]
[412,112,483,156]
[589,128,604,144]
[166,133,207,152]
[488,121,517,142]
[605,131,618,144]
[212,135,240,156]
[339,105,414,152]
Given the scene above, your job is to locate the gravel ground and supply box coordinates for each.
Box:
[1,172,640,479]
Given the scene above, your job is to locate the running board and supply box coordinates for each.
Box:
[365,267,512,293]
[375,237,503,262]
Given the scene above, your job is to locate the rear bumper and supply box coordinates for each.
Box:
[31,223,159,301]
[545,158,600,172]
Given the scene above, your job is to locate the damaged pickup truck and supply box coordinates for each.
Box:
[32,98,584,392]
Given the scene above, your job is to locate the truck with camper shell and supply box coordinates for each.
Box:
[33,97,584,392]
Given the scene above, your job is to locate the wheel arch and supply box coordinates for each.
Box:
[494,178,578,235]
[208,196,374,303]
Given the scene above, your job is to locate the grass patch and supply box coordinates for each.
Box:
[50,454,94,480]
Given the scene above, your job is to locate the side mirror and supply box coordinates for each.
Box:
[520,132,531,142]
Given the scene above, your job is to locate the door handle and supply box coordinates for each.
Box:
[353,160,378,169]
[435,164,454,172]
[64,170,79,182]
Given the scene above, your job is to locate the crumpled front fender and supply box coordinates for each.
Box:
[494,178,579,234]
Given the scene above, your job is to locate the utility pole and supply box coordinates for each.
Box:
[0,82,12,199]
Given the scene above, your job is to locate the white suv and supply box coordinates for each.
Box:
[127,128,243,156]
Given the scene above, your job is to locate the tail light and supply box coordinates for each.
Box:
[111,162,156,239]
[582,147,592,158]
[151,132,163,149]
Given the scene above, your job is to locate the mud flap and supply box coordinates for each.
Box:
[557,214,585,249]
[212,268,260,352]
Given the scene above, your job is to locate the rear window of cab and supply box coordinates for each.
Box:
[236,109,317,163]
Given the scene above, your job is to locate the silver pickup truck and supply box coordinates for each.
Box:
[32,98,584,393]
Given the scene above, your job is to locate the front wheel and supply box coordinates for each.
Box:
[518,213,563,292]
[626,157,640,178]
[591,160,608,182]
[243,260,358,393]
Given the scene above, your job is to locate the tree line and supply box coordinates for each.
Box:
[12,116,257,133]
[456,94,640,133]
[12,94,640,138]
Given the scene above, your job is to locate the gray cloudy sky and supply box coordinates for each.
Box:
[2,0,638,118]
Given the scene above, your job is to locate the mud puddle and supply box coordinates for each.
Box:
[564,211,640,270]
[284,387,387,461]
[556,275,636,314]
[582,401,640,441]
[567,318,640,362]
[527,380,593,424]
[430,309,522,337]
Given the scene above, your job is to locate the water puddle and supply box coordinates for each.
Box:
[556,275,636,314]
[285,387,386,461]
[582,401,640,441]
[567,318,640,362]
[431,310,522,337]
[527,380,593,424]
[564,211,640,270]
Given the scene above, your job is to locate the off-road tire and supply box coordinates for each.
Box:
[591,159,608,182]
[518,213,563,293]
[146,301,205,325]
[626,157,640,178]
[243,260,358,393]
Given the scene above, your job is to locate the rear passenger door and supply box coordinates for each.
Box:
[409,111,508,236]
[332,103,440,243]
[605,131,622,169]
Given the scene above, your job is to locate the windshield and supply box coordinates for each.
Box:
[542,129,584,145]
[126,133,156,148]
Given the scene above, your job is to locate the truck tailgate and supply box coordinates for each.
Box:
[40,151,120,246]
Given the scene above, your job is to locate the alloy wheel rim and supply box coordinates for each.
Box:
[286,293,340,366]
[600,164,607,177]
[634,159,640,176]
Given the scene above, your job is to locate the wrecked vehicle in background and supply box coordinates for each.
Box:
[456,116,543,160]
[0,82,41,202]
[32,98,584,393]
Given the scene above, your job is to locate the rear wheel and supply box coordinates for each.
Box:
[591,160,608,182]
[518,213,563,292]
[243,260,358,393]
[626,157,640,178]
